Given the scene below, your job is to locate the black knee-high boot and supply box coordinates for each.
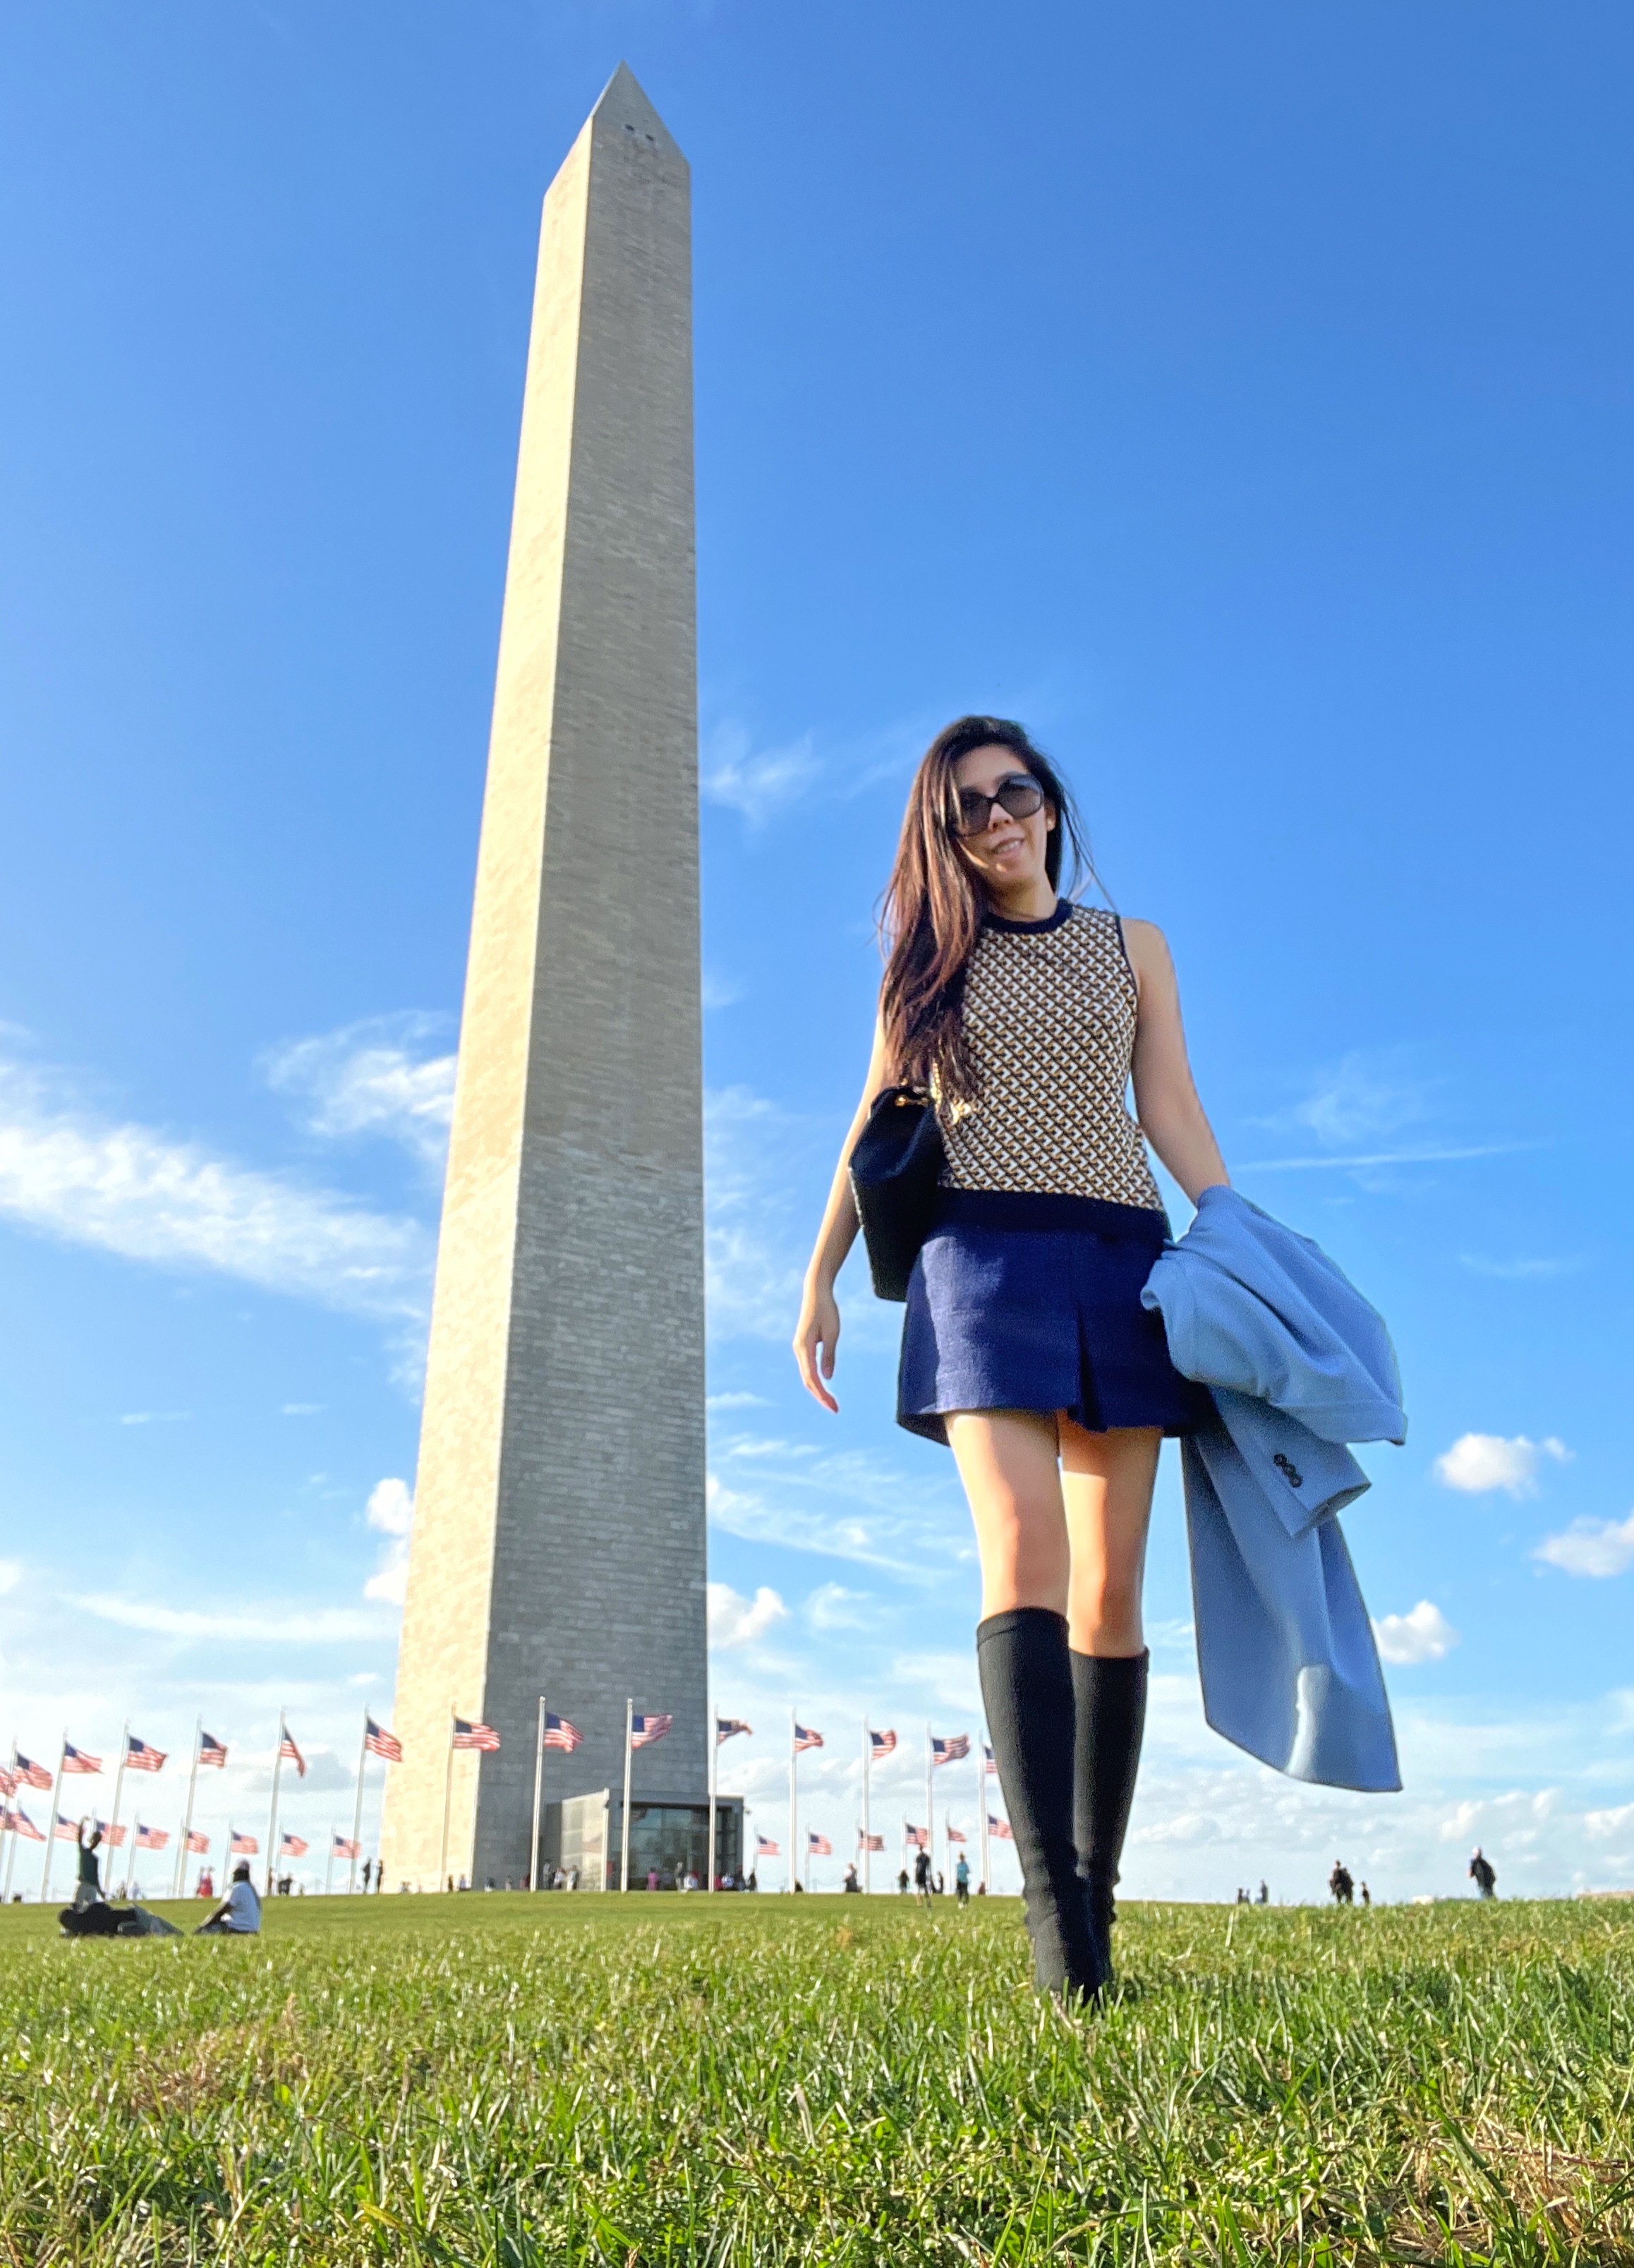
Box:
[1070,1648,1148,1977]
[977,1608,1104,1999]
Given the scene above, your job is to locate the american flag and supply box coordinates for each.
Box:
[858,1832,885,1852]
[8,1808,43,1841]
[199,1732,228,1768]
[715,1717,751,1744]
[230,1828,258,1855]
[452,1718,500,1752]
[15,1752,52,1791]
[945,1823,967,1844]
[904,1821,929,1850]
[869,1729,898,1757]
[931,1734,970,1766]
[0,1766,16,1798]
[332,1834,361,1859]
[279,1726,307,1778]
[54,1814,80,1840]
[135,1823,169,1851]
[983,1742,997,1776]
[807,1830,833,1855]
[988,1814,1013,1842]
[96,1820,127,1847]
[280,1832,309,1857]
[365,1718,403,1763]
[126,1735,167,1773]
[792,1723,823,1754]
[62,1743,102,1775]
[755,1833,780,1856]
[543,1713,582,1753]
[630,1713,671,1749]
[186,1829,210,1854]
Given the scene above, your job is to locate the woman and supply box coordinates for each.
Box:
[794,716,1228,2000]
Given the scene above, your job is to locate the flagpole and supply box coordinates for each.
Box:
[531,1696,546,1894]
[439,1708,455,1890]
[105,1720,130,1899]
[978,1724,989,1895]
[325,1829,337,1898]
[619,1699,634,1893]
[861,1719,872,1895]
[265,1715,287,1895]
[349,1713,368,1895]
[788,1711,797,1895]
[40,1734,67,1903]
[174,1718,201,1899]
[5,1749,22,1902]
[708,1713,719,1895]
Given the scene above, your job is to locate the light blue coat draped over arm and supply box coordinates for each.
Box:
[1142,1186,1407,1795]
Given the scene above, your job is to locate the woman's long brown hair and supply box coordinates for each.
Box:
[878,716,1091,1102]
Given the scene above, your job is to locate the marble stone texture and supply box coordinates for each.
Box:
[380,65,706,1890]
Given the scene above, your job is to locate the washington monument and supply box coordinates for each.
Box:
[380,66,706,1889]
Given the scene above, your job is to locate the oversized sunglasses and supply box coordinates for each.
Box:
[950,774,1046,838]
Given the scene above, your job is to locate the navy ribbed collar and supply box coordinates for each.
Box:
[983,897,1075,936]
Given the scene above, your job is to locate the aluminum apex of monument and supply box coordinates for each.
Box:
[380,66,706,1890]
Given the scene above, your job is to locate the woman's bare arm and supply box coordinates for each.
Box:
[793,1013,893,1412]
[1123,919,1230,1205]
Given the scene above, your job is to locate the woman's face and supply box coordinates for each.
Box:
[949,743,1055,898]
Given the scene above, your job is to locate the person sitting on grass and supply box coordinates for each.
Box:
[195,1860,262,1936]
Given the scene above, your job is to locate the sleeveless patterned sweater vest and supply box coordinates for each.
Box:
[936,901,1164,1213]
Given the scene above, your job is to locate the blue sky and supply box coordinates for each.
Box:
[1,1,1631,1901]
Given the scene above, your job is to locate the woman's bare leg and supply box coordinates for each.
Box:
[1059,1420,1161,1657]
[948,1408,1104,1992]
[945,1409,1069,1618]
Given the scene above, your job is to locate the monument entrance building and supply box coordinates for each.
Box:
[380,66,709,1891]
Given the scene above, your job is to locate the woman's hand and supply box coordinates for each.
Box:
[794,1279,842,1413]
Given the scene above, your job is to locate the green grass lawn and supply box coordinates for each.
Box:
[1,1891,1630,2265]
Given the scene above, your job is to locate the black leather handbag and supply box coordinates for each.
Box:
[848,1086,945,1302]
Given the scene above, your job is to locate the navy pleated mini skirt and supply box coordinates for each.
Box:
[896,1189,1214,1445]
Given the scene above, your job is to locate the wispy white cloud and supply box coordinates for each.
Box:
[702,722,821,827]
[262,1014,456,1171]
[1534,1511,1634,1581]
[362,1478,414,1605]
[119,1411,188,1425]
[71,1593,389,1645]
[0,1560,21,1597]
[0,1055,431,1322]
[705,1086,811,1343]
[707,1581,789,1648]
[1239,1144,1523,1173]
[706,1391,768,1413]
[806,1584,880,1633]
[282,1403,325,1417]
[1433,1432,1571,1497]
[1372,1600,1459,1665]
[1292,1052,1433,1148]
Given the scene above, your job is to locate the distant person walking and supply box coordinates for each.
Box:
[796,720,1229,2001]
[1470,1848,1497,1900]
[897,1868,909,1896]
[1257,1881,1269,1906]
[955,1854,971,1905]
[1329,1861,1355,1906]
[1360,1881,1371,1908]
[914,1849,933,1907]
[196,1862,262,1936]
